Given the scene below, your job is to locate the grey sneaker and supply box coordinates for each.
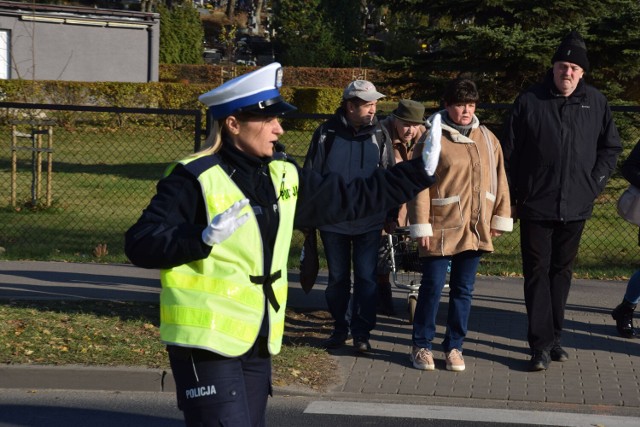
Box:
[445,348,465,372]
[410,346,435,370]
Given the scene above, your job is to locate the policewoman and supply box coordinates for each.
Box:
[125,63,442,427]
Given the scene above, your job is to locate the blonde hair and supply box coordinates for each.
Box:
[188,119,225,158]
[189,112,272,159]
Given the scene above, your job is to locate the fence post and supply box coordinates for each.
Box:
[46,126,53,207]
[10,124,17,207]
[9,120,55,208]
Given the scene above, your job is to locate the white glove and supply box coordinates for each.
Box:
[202,199,250,246]
[422,113,442,176]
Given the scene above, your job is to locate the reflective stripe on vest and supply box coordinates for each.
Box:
[160,154,298,357]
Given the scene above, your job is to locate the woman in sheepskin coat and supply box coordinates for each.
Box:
[407,78,512,373]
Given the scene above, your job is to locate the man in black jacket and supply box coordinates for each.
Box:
[502,31,622,371]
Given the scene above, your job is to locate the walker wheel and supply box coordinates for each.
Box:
[408,295,417,324]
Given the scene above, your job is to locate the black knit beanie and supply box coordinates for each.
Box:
[552,31,590,72]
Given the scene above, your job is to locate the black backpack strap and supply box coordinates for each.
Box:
[374,123,394,168]
[305,124,336,172]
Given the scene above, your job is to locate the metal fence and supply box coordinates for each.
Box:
[0,102,639,278]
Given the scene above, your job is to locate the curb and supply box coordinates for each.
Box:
[0,365,175,393]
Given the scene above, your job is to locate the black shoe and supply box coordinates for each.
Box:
[353,337,371,353]
[528,350,550,371]
[322,332,348,349]
[550,345,568,362]
[612,300,637,339]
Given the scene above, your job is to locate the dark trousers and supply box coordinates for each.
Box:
[168,338,271,427]
[320,229,380,339]
[520,219,585,351]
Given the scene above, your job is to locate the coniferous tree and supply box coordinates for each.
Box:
[377,0,640,103]
[271,0,352,67]
[320,0,367,63]
[159,1,205,65]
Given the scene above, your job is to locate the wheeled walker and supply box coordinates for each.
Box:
[383,228,421,323]
[383,228,449,323]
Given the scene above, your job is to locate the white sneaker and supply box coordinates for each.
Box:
[445,348,465,372]
[410,346,435,370]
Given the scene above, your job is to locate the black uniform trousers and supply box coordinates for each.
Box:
[168,337,272,427]
[520,219,586,351]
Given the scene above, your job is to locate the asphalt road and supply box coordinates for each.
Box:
[1,261,639,426]
[1,389,638,427]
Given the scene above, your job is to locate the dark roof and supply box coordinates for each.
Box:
[0,0,158,21]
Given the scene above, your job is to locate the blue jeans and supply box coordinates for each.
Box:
[625,269,640,304]
[412,251,482,352]
[320,229,380,340]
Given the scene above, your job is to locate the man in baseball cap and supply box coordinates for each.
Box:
[304,78,393,354]
[337,80,386,130]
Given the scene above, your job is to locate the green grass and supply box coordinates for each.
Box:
[0,300,166,367]
[0,299,337,390]
[0,123,194,262]
[485,178,639,279]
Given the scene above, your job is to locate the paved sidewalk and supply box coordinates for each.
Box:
[290,272,640,417]
[1,261,640,419]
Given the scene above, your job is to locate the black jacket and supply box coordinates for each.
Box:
[124,141,433,270]
[502,70,622,221]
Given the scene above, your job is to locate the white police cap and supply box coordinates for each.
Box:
[199,62,296,120]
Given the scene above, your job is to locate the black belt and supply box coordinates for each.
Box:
[250,270,282,312]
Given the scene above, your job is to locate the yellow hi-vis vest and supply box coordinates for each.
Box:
[160,154,299,357]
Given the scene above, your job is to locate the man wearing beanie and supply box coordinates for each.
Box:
[502,31,622,371]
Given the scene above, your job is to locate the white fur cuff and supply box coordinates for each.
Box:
[491,215,513,232]
[409,223,433,238]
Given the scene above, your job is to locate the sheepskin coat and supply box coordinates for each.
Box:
[408,112,513,256]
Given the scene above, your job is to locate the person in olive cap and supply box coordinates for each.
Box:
[376,99,427,315]
[502,31,622,371]
[125,64,441,426]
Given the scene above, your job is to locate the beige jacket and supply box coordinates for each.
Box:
[408,113,513,256]
[379,116,426,226]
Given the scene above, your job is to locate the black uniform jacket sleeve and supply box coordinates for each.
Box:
[294,157,434,229]
[125,165,212,269]
[125,157,434,269]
